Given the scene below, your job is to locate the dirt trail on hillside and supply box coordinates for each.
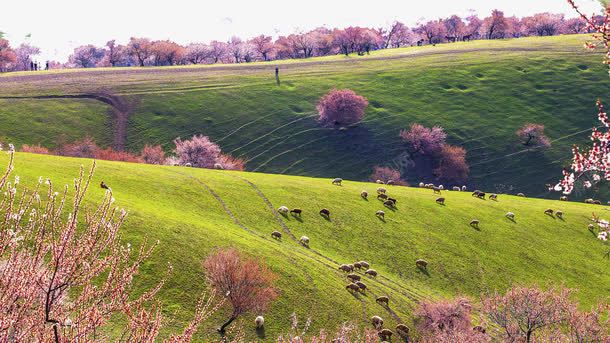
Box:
[0,93,135,151]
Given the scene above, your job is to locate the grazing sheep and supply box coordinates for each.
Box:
[377,193,389,200]
[376,179,385,184]
[378,329,393,340]
[585,198,595,204]
[214,163,224,170]
[365,269,378,277]
[461,185,467,191]
[359,261,370,269]
[383,200,395,208]
[395,324,410,337]
[472,190,486,199]
[376,210,385,219]
[255,316,264,328]
[489,194,498,201]
[555,210,563,218]
[277,206,289,214]
[377,187,387,194]
[376,296,389,306]
[419,182,426,188]
[387,197,397,204]
[371,316,384,329]
[290,208,302,216]
[332,178,343,186]
[355,281,367,292]
[593,200,602,205]
[560,196,568,201]
[319,208,330,217]
[386,180,395,185]
[453,186,461,191]
[470,219,480,228]
[433,186,442,194]
[271,231,282,239]
[361,191,368,199]
[506,212,515,220]
[347,273,361,282]
[544,208,554,216]
[473,326,486,334]
[588,223,596,231]
[338,264,351,272]
[416,259,428,269]
[438,185,444,190]
[299,236,309,246]
[517,193,525,197]
[436,197,445,205]
[346,283,360,293]
[184,162,192,167]
[426,184,434,189]
[353,262,362,270]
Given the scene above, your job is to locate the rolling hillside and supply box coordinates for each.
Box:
[1,35,610,200]
[5,152,609,341]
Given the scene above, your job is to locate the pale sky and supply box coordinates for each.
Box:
[1,0,604,62]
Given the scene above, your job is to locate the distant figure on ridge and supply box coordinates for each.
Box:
[275,67,280,86]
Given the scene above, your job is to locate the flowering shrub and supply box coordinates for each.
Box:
[516,123,551,149]
[317,89,368,127]
[556,101,608,194]
[96,147,143,163]
[20,144,50,154]
[140,144,166,165]
[369,166,407,185]
[434,144,470,183]
[57,137,99,158]
[173,135,245,170]
[415,297,490,342]
[400,123,447,155]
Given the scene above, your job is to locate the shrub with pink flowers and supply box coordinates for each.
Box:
[516,123,551,149]
[140,144,166,164]
[400,123,447,155]
[369,166,408,185]
[20,144,50,154]
[317,89,368,127]
[173,135,245,170]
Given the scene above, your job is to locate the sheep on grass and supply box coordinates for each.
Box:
[332,178,343,186]
[371,316,384,329]
[376,296,389,306]
[361,190,368,199]
[255,316,264,328]
[365,269,378,277]
[271,231,282,240]
[416,259,428,270]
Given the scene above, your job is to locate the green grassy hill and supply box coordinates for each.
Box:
[6,152,608,341]
[1,35,609,200]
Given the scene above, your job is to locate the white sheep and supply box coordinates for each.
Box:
[277,206,289,214]
[255,316,264,328]
[461,185,467,191]
[184,162,192,167]
[376,210,385,219]
[332,178,343,186]
[419,182,426,188]
[556,210,563,219]
[361,190,368,199]
[300,236,310,246]
[506,212,515,220]
[377,187,387,194]
[452,186,461,191]
[371,315,384,329]
[438,185,444,190]
[376,179,385,184]
[214,163,224,170]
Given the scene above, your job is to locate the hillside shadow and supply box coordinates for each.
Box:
[255,327,266,339]
[292,214,303,222]
[377,216,386,223]
[417,266,430,277]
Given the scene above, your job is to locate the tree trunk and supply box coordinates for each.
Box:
[218,316,237,335]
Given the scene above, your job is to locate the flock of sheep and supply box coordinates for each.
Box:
[259,176,577,339]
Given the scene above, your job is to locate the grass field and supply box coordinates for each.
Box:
[5,152,609,341]
[1,35,610,200]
